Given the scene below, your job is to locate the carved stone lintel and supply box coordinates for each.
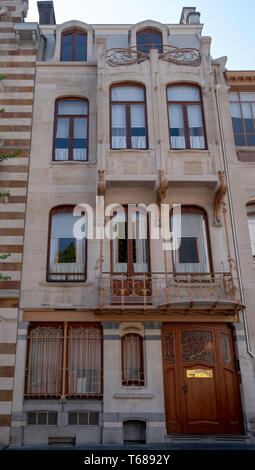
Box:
[157,170,168,206]
[98,170,105,197]
[214,171,228,224]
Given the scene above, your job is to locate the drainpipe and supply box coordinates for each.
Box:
[214,78,254,358]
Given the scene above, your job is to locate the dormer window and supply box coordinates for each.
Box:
[136,28,163,54]
[61,30,87,61]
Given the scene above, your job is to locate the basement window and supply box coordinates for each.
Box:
[27,411,57,425]
[68,411,99,426]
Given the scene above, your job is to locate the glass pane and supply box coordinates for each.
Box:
[27,413,36,425]
[112,104,126,149]
[164,332,174,364]
[61,33,73,61]
[169,104,185,149]
[58,238,76,263]
[230,102,244,132]
[137,33,149,54]
[131,104,146,149]
[75,33,87,61]
[221,333,232,364]
[229,92,239,101]
[55,118,69,161]
[247,134,255,146]
[179,237,199,263]
[241,103,254,132]
[73,118,87,160]
[181,330,215,362]
[167,86,200,102]
[79,413,89,425]
[69,412,77,425]
[234,134,245,146]
[57,100,88,115]
[187,104,205,149]
[111,86,144,102]
[89,413,99,426]
[48,413,57,425]
[240,92,255,101]
[248,214,255,255]
[38,413,47,425]
[150,33,163,50]
[112,212,127,273]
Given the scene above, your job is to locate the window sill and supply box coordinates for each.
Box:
[39,281,92,288]
[168,149,211,157]
[49,160,96,167]
[113,393,153,399]
[108,149,153,156]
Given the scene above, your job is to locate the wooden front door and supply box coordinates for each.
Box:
[162,324,244,435]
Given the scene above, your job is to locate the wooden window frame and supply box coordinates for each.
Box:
[110,204,151,276]
[60,29,87,62]
[46,205,87,283]
[167,83,207,150]
[121,333,145,386]
[136,28,163,53]
[170,205,213,274]
[53,97,89,162]
[229,90,255,146]
[246,202,255,258]
[24,322,103,400]
[110,83,149,150]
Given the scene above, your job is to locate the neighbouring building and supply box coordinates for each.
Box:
[0,0,255,447]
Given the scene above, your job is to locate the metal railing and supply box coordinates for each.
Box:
[96,271,241,311]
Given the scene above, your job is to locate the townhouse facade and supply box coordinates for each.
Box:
[0,0,254,447]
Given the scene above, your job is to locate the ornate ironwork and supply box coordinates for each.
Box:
[106,47,149,67]
[181,330,215,363]
[159,45,201,67]
[164,333,174,364]
[221,333,232,364]
[106,45,201,67]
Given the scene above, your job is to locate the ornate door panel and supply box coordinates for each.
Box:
[162,324,244,435]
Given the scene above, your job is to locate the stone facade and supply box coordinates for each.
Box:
[0,1,254,447]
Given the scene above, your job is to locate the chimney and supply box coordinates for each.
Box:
[180,7,201,25]
[37,1,56,25]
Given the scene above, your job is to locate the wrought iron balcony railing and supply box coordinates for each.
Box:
[95,271,242,313]
[106,45,201,67]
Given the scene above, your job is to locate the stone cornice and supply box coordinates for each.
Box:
[225,70,255,85]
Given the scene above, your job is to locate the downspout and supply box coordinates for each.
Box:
[214,75,254,358]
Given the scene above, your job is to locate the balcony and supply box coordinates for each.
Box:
[95,272,243,317]
[105,44,201,68]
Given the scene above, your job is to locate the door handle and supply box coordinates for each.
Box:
[181,385,188,394]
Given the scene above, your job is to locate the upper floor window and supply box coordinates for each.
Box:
[53,98,88,161]
[167,84,206,150]
[110,84,148,150]
[229,92,255,146]
[171,206,211,274]
[136,28,163,54]
[47,206,86,282]
[61,30,87,61]
[247,203,255,257]
[122,333,145,386]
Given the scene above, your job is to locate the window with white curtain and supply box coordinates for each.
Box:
[229,91,255,146]
[47,207,86,282]
[54,99,88,161]
[111,85,147,150]
[247,204,255,256]
[111,206,149,274]
[167,85,206,150]
[122,333,145,386]
[171,207,211,274]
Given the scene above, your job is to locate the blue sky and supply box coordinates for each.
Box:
[27,0,255,70]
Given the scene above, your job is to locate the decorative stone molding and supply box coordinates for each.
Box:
[214,171,228,224]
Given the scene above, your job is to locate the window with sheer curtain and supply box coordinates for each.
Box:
[137,28,163,54]
[47,207,86,282]
[53,98,88,161]
[61,30,87,61]
[25,324,102,399]
[111,85,147,150]
[247,204,255,256]
[229,91,255,146]
[111,207,149,274]
[167,85,206,150]
[171,207,211,274]
[122,333,145,386]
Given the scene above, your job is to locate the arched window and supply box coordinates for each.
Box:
[122,333,144,386]
[246,203,255,256]
[53,98,89,161]
[47,206,86,282]
[61,29,87,61]
[171,206,212,274]
[167,84,206,149]
[110,84,148,150]
[136,28,163,54]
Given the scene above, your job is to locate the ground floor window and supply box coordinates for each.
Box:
[25,323,103,400]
